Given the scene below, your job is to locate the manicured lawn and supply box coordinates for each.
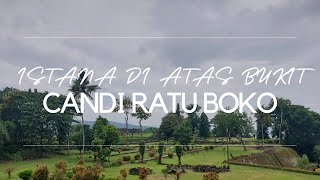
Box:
[1,147,319,179]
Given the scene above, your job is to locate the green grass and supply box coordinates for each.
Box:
[1,147,319,180]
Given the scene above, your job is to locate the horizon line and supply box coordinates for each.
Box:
[23,36,297,39]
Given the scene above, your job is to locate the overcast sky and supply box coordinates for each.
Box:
[0,0,319,127]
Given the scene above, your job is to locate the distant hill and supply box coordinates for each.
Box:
[75,120,153,130]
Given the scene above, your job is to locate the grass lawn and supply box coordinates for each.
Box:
[0,147,319,179]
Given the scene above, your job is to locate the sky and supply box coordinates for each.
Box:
[0,0,319,127]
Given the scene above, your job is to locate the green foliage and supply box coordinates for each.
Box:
[159,113,179,141]
[314,145,320,163]
[174,120,193,145]
[213,110,254,139]
[0,120,13,147]
[283,105,320,160]
[33,165,49,180]
[69,70,100,158]
[113,96,132,141]
[92,116,109,144]
[186,104,201,135]
[143,127,158,134]
[139,140,146,162]
[158,141,164,164]
[103,125,120,146]
[175,144,183,165]
[71,124,92,152]
[18,169,33,180]
[298,154,310,169]
[132,105,152,137]
[0,88,73,157]
[198,112,211,140]
[269,98,291,139]
[97,147,112,162]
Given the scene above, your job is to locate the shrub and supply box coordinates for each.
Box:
[154,155,159,160]
[53,161,67,180]
[205,146,209,151]
[120,168,127,179]
[123,156,131,162]
[55,161,67,172]
[139,141,146,162]
[18,169,33,180]
[138,167,148,180]
[117,158,123,165]
[130,159,135,164]
[33,165,49,180]
[158,142,164,164]
[72,165,103,180]
[148,150,156,158]
[5,167,14,178]
[168,151,174,158]
[203,172,219,180]
[134,154,141,161]
[209,146,214,150]
[298,154,310,169]
[175,145,183,165]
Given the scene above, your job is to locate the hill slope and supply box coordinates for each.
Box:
[230,147,299,168]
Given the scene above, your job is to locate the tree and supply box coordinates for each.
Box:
[69,70,100,159]
[186,104,201,136]
[132,105,152,137]
[71,124,92,154]
[102,125,120,146]
[139,140,145,162]
[159,113,178,142]
[114,96,132,141]
[92,116,109,145]
[1,88,73,157]
[175,144,183,165]
[198,112,211,140]
[269,98,291,143]
[92,117,119,162]
[283,105,320,159]
[174,120,193,145]
[212,110,254,151]
[0,120,14,154]
[254,107,271,145]
[314,145,320,163]
[158,141,164,164]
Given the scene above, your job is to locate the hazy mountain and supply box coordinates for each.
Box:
[74,120,154,130]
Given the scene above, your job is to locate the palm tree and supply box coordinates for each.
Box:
[69,70,100,159]
[114,96,132,141]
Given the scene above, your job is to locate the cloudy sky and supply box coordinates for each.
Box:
[0,0,319,127]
